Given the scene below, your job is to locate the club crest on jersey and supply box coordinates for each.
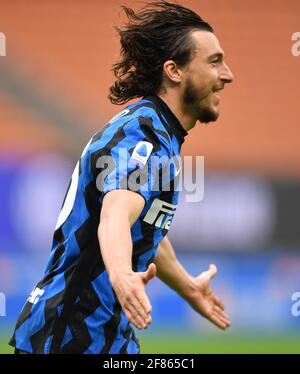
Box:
[130,141,153,167]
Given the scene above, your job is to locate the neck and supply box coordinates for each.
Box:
[157,91,197,133]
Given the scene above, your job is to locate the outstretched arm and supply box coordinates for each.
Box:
[98,189,156,330]
[155,236,230,330]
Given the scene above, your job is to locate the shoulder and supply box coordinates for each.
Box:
[88,100,171,157]
[112,101,171,149]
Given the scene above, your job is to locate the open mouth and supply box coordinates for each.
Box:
[213,91,221,102]
[213,87,224,102]
[214,86,224,94]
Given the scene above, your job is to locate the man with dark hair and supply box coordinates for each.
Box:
[10,1,233,354]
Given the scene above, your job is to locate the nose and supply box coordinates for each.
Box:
[220,62,234,83]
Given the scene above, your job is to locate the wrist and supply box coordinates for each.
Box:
[178,275,198,300]
[109,267,133,287]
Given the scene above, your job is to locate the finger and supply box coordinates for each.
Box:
[137,291,153,316]
[214,305,230,321]
[128,307,146,330]
[142,263,157,284]
[127,298,151,328]
[210,313,229,330]
[212,309,231,327]
[210,314,227,330]
[130,290,154,327]
[214,311,231,327]
[122,293,150,328]
[123,307,145,330]
[211,294,225,310]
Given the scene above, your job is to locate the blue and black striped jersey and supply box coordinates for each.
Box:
[9,95,187,354]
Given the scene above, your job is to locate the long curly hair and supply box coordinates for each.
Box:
[108,1,214,105]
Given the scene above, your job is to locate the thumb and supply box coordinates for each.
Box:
[207,264,218,280]
[142,263,157,284]
[199,264,218,280]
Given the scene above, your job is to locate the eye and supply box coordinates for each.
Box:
[211,60,218,66]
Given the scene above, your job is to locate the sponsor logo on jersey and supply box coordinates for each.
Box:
[28,287,45,305]
[143,198,177,230]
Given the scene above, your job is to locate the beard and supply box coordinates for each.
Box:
[183,78,219,123]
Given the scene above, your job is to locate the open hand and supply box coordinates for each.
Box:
[186,264,230,330]
[111,263,156,330]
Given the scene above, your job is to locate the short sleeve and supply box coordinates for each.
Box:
[94,117,171,204]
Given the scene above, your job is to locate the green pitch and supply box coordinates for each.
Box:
[1,332,299,354]
[139,333,300,354]
[0,340,13,354]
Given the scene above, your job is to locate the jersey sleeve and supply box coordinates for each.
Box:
[94,116,171,204]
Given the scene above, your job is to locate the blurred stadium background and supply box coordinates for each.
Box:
[0,0,300,353]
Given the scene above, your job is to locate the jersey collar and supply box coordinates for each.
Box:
[144,95,188,144]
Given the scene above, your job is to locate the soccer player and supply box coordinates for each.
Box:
[10,1,233,354]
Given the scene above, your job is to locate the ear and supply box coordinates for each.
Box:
[162,60,184,84]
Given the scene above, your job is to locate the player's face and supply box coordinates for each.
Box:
[180,31,234,124]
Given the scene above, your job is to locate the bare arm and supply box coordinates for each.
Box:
[98,189,156,330]
[155,236,231,330]
[155,236,196,298]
